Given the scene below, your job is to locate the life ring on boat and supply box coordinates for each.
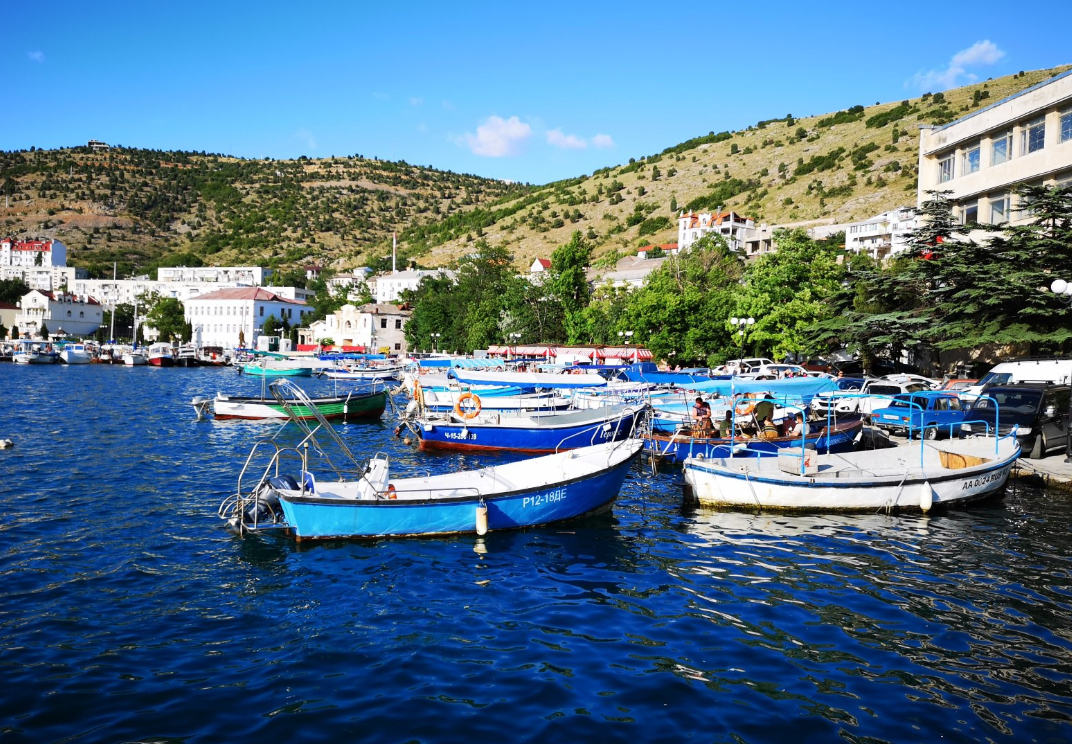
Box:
[413,379,425,407]
[387,483,397,500]
[454,392,482,420]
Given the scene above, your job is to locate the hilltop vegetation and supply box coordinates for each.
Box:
[1,66,1067,279]
[0,147,523,279]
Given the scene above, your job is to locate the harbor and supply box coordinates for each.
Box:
[3,363,1072,742]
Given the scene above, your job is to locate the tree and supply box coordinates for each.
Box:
[0,323,7,341]
[262,314,281,338]
[546,232,593,343]
[144,297,188,342]
[0,278,30,304]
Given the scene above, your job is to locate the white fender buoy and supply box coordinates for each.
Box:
[476,504,488,536]
[0,438,13,449]
[920,481,933,513]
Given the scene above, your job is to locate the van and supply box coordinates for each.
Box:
[962,383,1071,458]
[965,359,1072,397]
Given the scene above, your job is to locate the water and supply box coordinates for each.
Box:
[3,365,1072,743]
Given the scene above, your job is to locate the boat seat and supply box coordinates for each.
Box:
[356,458,390,500]
[302,471,316,494]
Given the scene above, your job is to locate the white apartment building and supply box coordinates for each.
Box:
[1,265,86,292]
[372,269,451,304]
[677,210,757,253]
[918,69,1072,225]
[185,287,310,349]
[842,207,921,260]
[301,303,411,354]
[1,238,68,268]
[14,290,103,338]
[156,266,270,285]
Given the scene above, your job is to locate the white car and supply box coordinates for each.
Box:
[742,363,820,380]
[812,379,933,421]
[724,357,776,375]
[881,373,942,390]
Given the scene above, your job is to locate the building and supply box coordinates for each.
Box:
[677,211,757,253]
[841,207,921,260]
[156,266,270,285]
[88,139,110,151]
[372,269,450,304]
[586,254,669,290]
[918,70,1072,226]
[14,290,103,338]
[0,302,18,335]
[185,287,310,349]
[1,238,68,268]
[300,303,411,354]
[1,265,86,293]
[529,258,552,274]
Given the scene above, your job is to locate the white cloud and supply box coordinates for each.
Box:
[294,129,318,151]
[461,115,532,157]
[409,97,423,106]
[592,133,615,149]
[27,51,44,63]
[547,128,587,150]
[909,40,1006,91]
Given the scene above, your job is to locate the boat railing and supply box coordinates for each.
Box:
[227,440,308,533]
[553,404,646,454]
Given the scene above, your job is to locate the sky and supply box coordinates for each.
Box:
[4,0,1071,186]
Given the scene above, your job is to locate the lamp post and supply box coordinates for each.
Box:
[729,317,755,374]
[618,330,634,363]
[431,332,442,354]
[1048,279,1072,462]
[508,332,521,361]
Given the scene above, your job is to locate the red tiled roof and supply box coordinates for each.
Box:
[190,287,306,304]
[535,258,551,268]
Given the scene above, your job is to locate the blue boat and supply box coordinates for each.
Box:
[412,403,646,453]
[225,438,644,540]
[645,416,863,464]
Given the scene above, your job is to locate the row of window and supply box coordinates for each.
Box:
[938,109,1072,183]
[959,172,1072,225]
[190,305,306,318]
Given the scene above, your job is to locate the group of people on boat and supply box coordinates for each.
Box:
[691,395,809,441]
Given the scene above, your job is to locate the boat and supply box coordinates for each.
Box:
[195,386,387,421]
[147,342,175,367]
[682,433,1020,513]
[174,345,200,368]
[409,402,647,453]
[58,342,94,364]
[319,361,406,382]
[197,346,229,366]
[409,375,572,413]
[218,380,644,540]
[240,357,313,377]
[122,347,148,366]
[646,416,864,464]
[12,339,58,364]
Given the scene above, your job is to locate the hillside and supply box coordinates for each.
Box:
[2,65,1067,280]
[0,148,523,279]
[400,65,1071,270]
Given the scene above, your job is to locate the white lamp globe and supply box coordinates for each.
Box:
[1051,279,1068,294]
[730,317,739,325]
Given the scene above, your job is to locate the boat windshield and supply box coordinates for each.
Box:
[968,389,1042,426]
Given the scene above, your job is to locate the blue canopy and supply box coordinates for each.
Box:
[682,376,838,402]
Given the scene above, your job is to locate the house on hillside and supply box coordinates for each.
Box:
[841,207,921,260]
[678,210,756,253]
[918,69,1072,227]
[301,303,412,354]
[1,237,68,269]
[636,243,679,259]
[529,258,552,274]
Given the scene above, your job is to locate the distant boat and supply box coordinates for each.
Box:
[122,348,148,366]
[200,387,387,421]
[683,434,1020,512]
[58,342,94,364]
[319,362,406,381]
[174,345,200,368]
[147,342,175,367]
[240,358,312,377]
[13,339,58,364]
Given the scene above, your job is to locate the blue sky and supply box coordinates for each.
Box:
[4,1,1070,185]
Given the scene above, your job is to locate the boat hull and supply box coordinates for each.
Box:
[683,437,1020,512]
[241,365,312,377]
[276,441,642,539]
[417,405,645,453]
[213,391,387,421]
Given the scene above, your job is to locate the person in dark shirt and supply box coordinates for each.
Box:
[692,397,713,435]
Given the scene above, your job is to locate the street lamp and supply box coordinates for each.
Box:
[1048,279,1072,462]
[431,332,442,354]
[508,332,521,361]
[729,316,755,374]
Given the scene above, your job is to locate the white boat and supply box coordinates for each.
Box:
[123,348,148,366]
[58,343,93,364]
[13,339,58,364]
[319,362,405,381]
[683,435,1020,513]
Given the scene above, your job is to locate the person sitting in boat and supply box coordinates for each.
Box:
[752,394,776,427]
[719,410,734,439]
[786,412,806,437]
[692,397,713,435]
[761,415,780,439]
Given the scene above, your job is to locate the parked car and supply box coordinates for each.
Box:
[812,378,931,421]
[882,373,942,390]
[742,363,820,379]
[725,357,776,374]
[871,391,968,439]
[962,383,1071,459]
[965,358,1072,397]
[832,358,921,378]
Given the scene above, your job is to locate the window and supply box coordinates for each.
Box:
[1019,183,1042,218]
[990,194,1010,223]
[962,201,978,224]
[259,307,264,317]
[937,153,955,183]
[395,319,402,329]
[394,343,401,351]
[1061,109,1072,143]
[380,318,387,329]
[963,144,980,174]
[1021,117,1045,155]
[992,131,1011,165]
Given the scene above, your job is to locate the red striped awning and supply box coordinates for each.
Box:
[514,345,551,357]
[487,345,512,356]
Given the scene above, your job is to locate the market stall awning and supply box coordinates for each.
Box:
[555,346,597,360]
[487,345,513,356]
[514,345,551,357]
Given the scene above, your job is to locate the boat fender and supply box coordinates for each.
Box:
[476,503,488,536]
[0,438,13,449]
[387,484,397,500]
[920,481,933,513]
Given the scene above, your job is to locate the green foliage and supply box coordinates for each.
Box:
[865,102,913,128]
[794,148,845,176]
[144,296,189,341]
[0,278,30,304]
[659,130,732,157]
[261,314,281,338]
[638,216,672,236]
[684,178,754,212]
[816,105,864,128]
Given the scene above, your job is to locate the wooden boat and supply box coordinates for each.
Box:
[411,402,647,453]
[646,416,864,464]
[197,387,387,421]
[240,358,312,377]
[682,434,1020,512]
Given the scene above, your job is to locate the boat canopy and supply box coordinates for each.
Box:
[417,357,502,369]
[449,368,609,389]
[682,376,838,401]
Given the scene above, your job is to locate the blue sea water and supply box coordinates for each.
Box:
[2,364,1072,744]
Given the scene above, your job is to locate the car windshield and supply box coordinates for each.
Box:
[968,390,1042,426]
[869,385,902,395]
[836,379,864,391]
[977,372,1012,387]
[888,395,928,410]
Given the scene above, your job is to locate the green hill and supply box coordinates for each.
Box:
[2,65,1067,279]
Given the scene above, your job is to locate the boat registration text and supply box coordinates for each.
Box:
[523,489,567,508]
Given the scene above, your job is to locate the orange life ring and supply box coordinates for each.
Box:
[735,393,757,417]
[454,392,482,420]
[413,379,425,407]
